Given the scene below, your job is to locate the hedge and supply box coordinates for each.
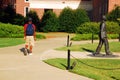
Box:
[0,22,23,37]
[71,34,119,41]
[0,22,46,39]
[76,21,120,34]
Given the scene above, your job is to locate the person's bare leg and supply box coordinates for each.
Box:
[25,45,28,49]
[30,45,33,53]
[29,45,33,55]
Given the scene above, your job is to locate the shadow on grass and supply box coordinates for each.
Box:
[60,63,67,69]
[82,48,94,53]
[82,47,120,58]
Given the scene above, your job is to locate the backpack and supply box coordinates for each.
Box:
[26,24,34,36]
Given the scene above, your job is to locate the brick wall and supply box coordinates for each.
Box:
[53,9,62,17]
[108,0,120,12]
[16,0,29,16]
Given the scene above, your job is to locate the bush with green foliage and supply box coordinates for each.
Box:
[76,21,120,34]
[106,21,120,34]
[41,11,60,32]
[13,14,25,26]
[71,34,119,41]
[26,11,41,31]
[59,7,76,32]
[0,5,25,26]
[0,22,23,37]
[59,7,90,33]
[0,22,46,39]
[76,22,99,34]
[107,6,120,22]
[74,8,90,27]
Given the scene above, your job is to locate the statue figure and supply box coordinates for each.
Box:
[94,15,112,56]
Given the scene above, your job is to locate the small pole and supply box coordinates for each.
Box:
[67,35,70,47]
[118,33,120,42]
[67,49,71,70]
[92,33,94,44]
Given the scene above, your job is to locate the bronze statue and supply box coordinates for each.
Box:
[94,15,112,56]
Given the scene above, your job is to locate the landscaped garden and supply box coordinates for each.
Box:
[0,4,120,80]
[44,58,120,80]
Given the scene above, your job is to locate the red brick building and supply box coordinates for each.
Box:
[1,0,120,21]
[93,0,120,21]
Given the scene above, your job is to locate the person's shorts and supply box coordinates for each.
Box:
[25,36,34,46]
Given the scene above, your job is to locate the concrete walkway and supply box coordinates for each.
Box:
[0,37,93,80]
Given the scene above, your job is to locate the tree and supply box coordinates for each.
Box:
[0,5,16,23]
[59,7,76,32]
[107,6,120,22]
[42,11,60,32]
[59,7,90,33]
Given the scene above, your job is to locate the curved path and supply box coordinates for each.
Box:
[0,37,93,80]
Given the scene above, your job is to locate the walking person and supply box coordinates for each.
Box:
[94,15,112,56]
[24,18,36,55]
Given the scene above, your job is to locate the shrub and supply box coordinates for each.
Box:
[0,5,25,26]
[71,34,119,41]
[13,14,25,26]
[59,7,90,33]
[107,6,120,22]
[0,22,23,38]
[0,22,46,39]
[76,21,120,34]
[106,21,120,34]
[76,22,99,34]
[59,7,76,32]
[42,11,60,32]
[74,8,90,27]
[36,34,46,39]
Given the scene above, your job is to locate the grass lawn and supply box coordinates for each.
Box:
[0,38,24,48]
[44,58,120,80]
[56,41,120,53]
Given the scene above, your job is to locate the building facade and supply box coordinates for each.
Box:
[92,0,120,21]
[1,0,120,21]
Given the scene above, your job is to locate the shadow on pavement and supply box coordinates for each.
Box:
[19,48,27,56]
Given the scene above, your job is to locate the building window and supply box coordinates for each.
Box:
[25,0,29,2]
[44,9,53,13]
[24,7,29,16]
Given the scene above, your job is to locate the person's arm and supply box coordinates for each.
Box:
[33,24,36,41]
[24,24,27,40]
[100,23,105,39]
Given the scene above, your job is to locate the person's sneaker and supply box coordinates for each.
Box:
[24,48,28,56]
[29,53,33,55]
